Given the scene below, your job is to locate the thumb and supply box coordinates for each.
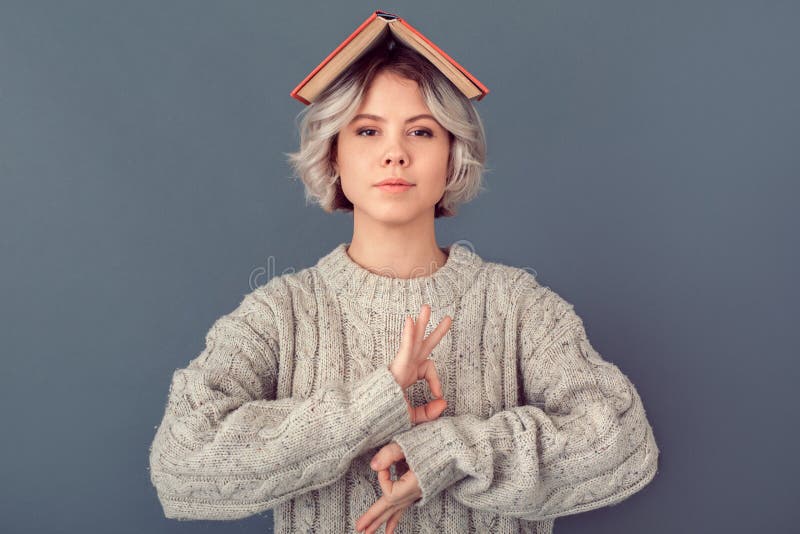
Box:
[428,398,447,419]
[410,398,448,424]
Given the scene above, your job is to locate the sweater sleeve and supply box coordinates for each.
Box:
[390,288,659,520]
[148,292,412,521]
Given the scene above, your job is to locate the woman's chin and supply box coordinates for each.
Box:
[356,204,434,226]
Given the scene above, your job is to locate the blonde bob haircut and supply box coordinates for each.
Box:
[285,36,488,218]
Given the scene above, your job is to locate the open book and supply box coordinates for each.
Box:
[290,10,490,105]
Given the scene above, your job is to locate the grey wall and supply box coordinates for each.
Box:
[1,1,797,533]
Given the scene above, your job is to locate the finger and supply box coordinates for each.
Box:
[390,317,416,389]
[418,314,452,361]
[409,398,447,424]
[411,304,430,355]
[371,442,404,471]
[386,508,405,534]
[355,495,390,533]
[398,315,415,363]
[417,358,443,398]
[377,468,393,496]
[365,503,400,534]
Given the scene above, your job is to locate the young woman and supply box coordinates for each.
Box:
[149,35,659,534]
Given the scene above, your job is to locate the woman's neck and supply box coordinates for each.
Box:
[347,230,448,280]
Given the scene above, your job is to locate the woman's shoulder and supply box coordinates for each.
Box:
[208,265,318,333]
[191,266,318,360]
[245,264,320,316]
[474,255,548,304]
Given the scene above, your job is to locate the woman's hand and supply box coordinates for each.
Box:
[390,304,451,425]
[355,442,420,534]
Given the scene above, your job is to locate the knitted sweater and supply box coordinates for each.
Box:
[148,241,659,533]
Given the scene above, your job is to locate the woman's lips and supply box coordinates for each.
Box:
[376,184,415,192]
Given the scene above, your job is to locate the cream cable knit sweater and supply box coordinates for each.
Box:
[148,241,659,533]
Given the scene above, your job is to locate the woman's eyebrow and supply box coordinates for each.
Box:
[351,113,437,123]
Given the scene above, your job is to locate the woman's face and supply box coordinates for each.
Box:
[333,71,451,226]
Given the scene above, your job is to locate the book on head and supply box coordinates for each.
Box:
[290,10,490,105]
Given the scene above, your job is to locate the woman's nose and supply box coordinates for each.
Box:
[383,152,406,166]
[382,139,409,166]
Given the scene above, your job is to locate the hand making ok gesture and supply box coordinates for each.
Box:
[388,303,452,425]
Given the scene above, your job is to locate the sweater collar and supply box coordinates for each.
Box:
[314,241,484,313]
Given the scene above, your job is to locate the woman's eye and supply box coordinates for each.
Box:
[355,128,433,137]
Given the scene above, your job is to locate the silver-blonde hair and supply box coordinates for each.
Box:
[284,36,488,218]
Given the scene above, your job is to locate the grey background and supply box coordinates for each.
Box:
[1,1,797,533]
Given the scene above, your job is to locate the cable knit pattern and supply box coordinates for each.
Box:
[148,241,659,533]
